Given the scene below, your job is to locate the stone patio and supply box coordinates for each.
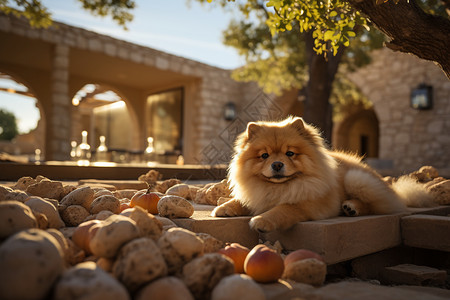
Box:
[174,203,450,296]
[173,204,450,265]
[1,176,449,298]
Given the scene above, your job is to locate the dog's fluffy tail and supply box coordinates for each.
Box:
[344,169,435,214]
[391,175,435,208]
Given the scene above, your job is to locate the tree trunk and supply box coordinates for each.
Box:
[302,32,343,145]
[347,0,450,79]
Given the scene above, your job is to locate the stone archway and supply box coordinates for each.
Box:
[0,71,46,159]
[70,83,140,163]
[334,109,379,158]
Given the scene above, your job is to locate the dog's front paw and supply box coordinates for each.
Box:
[342,200,360,216]
[249,216,276,233]
[211,204,238,217]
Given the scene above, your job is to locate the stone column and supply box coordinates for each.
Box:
[48,44,71,161]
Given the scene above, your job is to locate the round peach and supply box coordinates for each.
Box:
[244,244,284,283]
[218,243,250,273]
[284,249,324,267]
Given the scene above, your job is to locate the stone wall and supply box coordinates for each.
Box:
[0,13,262,163]
[347,48,450,175]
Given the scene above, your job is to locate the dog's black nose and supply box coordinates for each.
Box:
[271,161,284,172]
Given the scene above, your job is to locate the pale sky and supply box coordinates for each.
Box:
[0,0,244,133]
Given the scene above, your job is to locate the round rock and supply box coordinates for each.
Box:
[157,195,194,219]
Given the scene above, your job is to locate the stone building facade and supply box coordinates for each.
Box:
[0,13,295,164]
[0,13,448,176]
[345,49,450,175]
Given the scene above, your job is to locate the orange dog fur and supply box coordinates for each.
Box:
[212,117,433,232]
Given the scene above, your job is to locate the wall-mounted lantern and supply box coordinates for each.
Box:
[410,83,433,110]
[224,102,236,121]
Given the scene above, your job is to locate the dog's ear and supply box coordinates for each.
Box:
[246,122,261,140]
[290,117,305,131]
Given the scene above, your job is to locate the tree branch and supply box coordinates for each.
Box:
[441,0,450,13]
[347,0,450,79]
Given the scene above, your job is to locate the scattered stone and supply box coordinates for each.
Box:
[166,183,190,199]
[25,196,65,228]
[128,206,163,241]
[26,179,64,200]
[61,205,90,226]
[60,186,95,210]
[65,238,85,266]
[138,169,161,184]
[12,176,36,190]
[113,189,138,199]
[196,232,225,253]
[89,215,140,259]
[194,179,231,205]
[260,279,313,300]
[94,210,115,220]
[427,180,450,205]
[45,228,69,262]
[93,188,115,198]
[409,166,439,183]
[156,178,182,193]
[136,277,194,300]
[113,237,167,292]
[32,210,49,229]
[157,195,194,219]
[0,229,65,300]
[283,258,327,286]
[0,186,29,202]
[158,227,204,274]
[53,261,129,300]
[61,184,77,199]
[384,264,447,286]
[182,253,235,300]
[155,215,178,230]
[211,274,266,300]
[89,194,120,214]
[0,200,37,239]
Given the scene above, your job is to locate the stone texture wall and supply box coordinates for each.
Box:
[347,48,450,175]
[50,44,71,160]
[0,13,262,163]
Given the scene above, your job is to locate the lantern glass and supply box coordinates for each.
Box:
[411,84,432,110]
[224,102,236,120]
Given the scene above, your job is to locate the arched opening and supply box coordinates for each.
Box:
[0,71,45,161]
[334,108,379,158]
[71,84,138,163]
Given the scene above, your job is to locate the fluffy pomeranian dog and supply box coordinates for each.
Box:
[212,116,434,232]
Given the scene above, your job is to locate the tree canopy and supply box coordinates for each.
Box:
[217,0,384,93]
[0,0,136,29]
[200,0,379,128]
[0,109,19,141]
[208,0,450,78]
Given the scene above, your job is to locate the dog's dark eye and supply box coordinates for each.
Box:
[286,151,295,157]
[261,153,269,159]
